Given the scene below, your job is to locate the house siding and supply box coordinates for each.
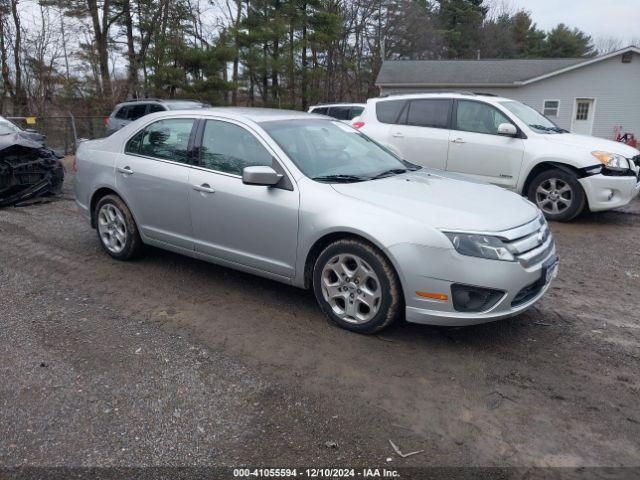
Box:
[378,52,640,141]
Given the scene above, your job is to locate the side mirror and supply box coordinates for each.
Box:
[497,123,518,136]
[242,165,283,186]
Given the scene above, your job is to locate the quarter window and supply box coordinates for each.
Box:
[376,100,406,124]
[115,106,129,119]
[455,100,512,135]
[134,118,195,163]
[199,120,273,176]
[406,99,451,128]
[543,100,559,117]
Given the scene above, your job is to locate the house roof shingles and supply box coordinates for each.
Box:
[376,58,587,86]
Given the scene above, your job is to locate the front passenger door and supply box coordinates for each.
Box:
[189,119,299,278]
[446,100,524,189]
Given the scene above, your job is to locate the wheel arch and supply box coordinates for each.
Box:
[522,161,582,197]
[302,231,405,300]
[90,187,134,229]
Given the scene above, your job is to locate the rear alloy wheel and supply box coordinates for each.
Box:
[95,194,143,260]
[313,239,401,334]
[528,168,585,222]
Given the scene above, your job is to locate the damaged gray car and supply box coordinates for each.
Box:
[0,131,64,207]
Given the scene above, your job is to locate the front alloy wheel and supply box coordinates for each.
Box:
[313,239,402,334]
[528,168,586,222]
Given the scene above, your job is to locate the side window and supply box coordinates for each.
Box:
[406,99,451,128]
[139,118,195,163]
[328,106,352,121]
[147,104,165,114]
[115,106,129,119]
[126,104,148,121]
[376,100,406,124]
[350,106,364,118]
[199,120,273,176]
[455,100,512,135]
[125,130,144,154]
[311,107,328,115]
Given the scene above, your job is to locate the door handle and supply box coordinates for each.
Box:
[451,137,466,144]
[117,166,134,175]
[193,183,216,194]
[391,132,404,138]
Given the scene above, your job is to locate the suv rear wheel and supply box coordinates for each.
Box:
[527,168,586,222]
[312,239,402,334]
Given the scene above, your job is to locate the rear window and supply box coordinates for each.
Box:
[375,100,406,124]
[406,99,451,129]
[310,107,328,115]
[327,106,352,121]
[350,106,364,117]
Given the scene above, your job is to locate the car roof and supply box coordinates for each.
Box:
[371,92,511,104]
[148,107,325,123]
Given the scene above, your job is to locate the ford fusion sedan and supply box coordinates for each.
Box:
[74,108,557,333]
[356,93,640,222]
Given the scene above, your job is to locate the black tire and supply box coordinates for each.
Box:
[527,168,586,222]
[312,238,402,334]
[94,194,143,260]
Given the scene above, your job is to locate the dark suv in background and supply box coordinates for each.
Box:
[105,99,208,135]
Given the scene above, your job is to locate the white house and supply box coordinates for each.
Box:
[375,46,640,140]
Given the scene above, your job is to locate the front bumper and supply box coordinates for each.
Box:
[389,242,557,327]
[579,173,640,212]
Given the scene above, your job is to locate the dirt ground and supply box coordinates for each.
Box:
[1,158,639,469]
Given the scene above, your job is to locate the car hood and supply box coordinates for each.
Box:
[331,170,538,232]
[543,133,640,158]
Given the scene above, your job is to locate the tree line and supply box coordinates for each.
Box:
[0,0,621,118]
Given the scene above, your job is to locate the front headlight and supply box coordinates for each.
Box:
[444,232,515,262]
[591,151,630,171]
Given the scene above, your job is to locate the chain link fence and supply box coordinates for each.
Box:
[7,115,108,155]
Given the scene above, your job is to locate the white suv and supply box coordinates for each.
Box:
[356,93,640,221]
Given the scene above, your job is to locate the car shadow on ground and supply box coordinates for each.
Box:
[139,243,543,354]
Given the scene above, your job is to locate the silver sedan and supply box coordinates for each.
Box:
[74,108,558,333]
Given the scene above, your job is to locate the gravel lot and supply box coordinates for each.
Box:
[1,158,639,469]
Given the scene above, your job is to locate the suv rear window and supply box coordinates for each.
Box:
[376,100,406,124]
[406,99,452,129]
[310,107,328,115]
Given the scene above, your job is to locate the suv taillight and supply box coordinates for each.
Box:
[352,121,365,129]
[103,116,109,126]
[72,156,78,172]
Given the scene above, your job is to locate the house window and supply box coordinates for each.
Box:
[543,100,560,117]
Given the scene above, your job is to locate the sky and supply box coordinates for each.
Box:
[508,0,640,44]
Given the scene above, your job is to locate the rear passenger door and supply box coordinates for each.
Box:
[386,98,452,170]
[446,100,524,189]
[116,117,197,250]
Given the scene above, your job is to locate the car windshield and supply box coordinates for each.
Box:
[0,118,22,134]
[260,119,417,182]
[500,100,565,134]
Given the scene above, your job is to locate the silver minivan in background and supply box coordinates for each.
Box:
[75,108,557,334]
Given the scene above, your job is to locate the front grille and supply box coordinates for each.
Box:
[497,215,555,268]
